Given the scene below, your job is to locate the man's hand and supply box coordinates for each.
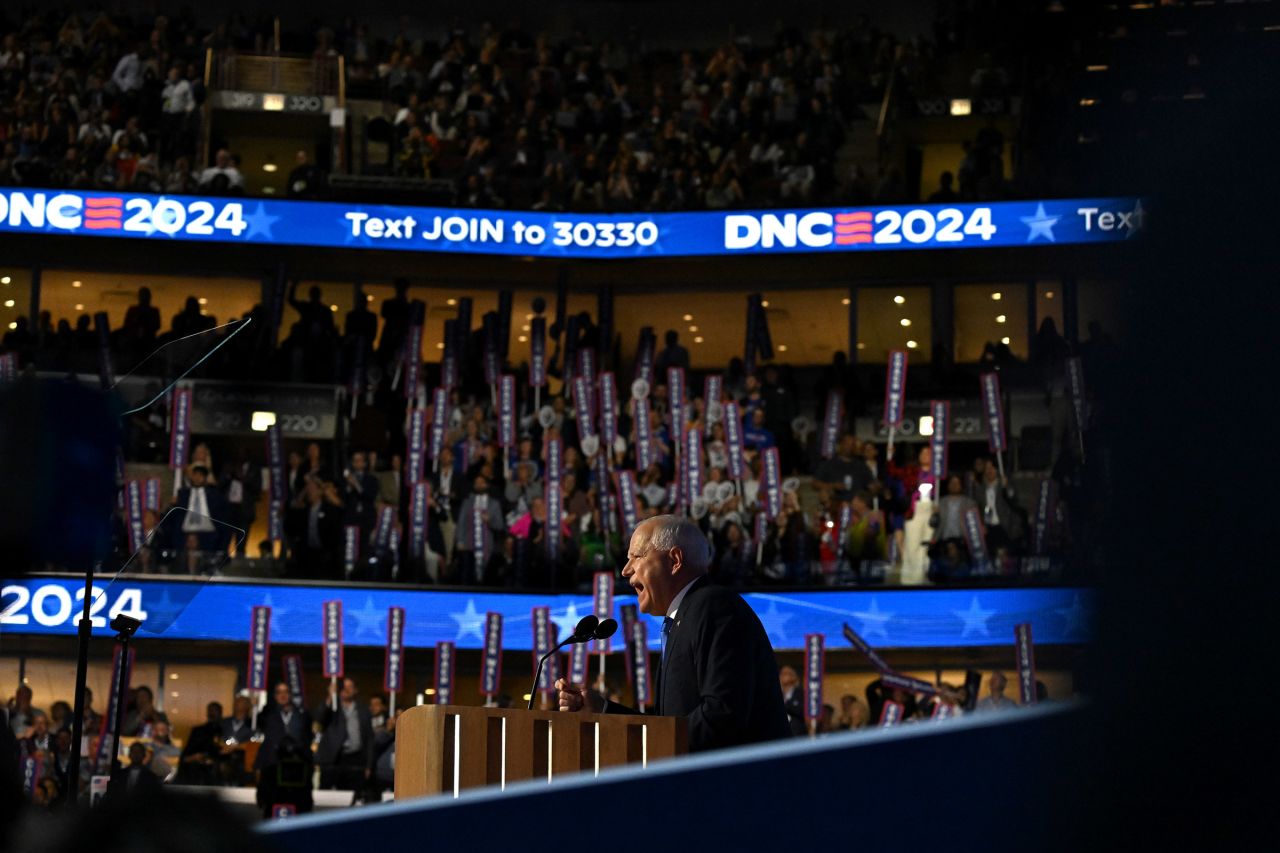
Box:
[555,678,604,714]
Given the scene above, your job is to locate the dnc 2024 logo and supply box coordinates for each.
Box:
[0,190,248,237]
[723,207,998,250]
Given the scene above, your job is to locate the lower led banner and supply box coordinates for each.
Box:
[1,576,1095,651]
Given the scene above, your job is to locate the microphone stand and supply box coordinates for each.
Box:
[529,633,586,710]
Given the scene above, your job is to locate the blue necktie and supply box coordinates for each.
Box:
[660,616,674,668]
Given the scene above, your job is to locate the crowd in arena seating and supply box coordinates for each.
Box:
[0,276,1112,589]
[8,664,1036,807]
[1,9,1024,208]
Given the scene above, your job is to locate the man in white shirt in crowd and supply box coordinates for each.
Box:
[977,670,1017,711]
[198,148,245,191]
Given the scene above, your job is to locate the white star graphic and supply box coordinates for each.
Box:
[755,600,793,647]
[1021,203,1060,242]
[259,592,291,624]
[1055,593,1090,637]
[350,596,384,640]
[244,203,280,240]
[449,599,486,643]
[142,589,185,632]
[550,601,589,641]
[952,596,997,638]
[850,597,895,641]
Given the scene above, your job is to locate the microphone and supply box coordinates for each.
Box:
[528,615,600,710]
[594,618,618,641]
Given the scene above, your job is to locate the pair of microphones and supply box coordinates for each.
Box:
[527,615,618,710]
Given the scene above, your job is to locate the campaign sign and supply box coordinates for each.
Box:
[124,480,145,554]
[169,386,193,468]
[961,506,989,568]
[434,641,455,705]
[634,328,655,384]
[406,408,427,485]
[879,700,904,727]
[593,571,614,654]
[804,634,824,723]
[545,439,562,561]
[704,375,723,437]
[883,350,908,427]
[1032,479,1056,556]
[841,623,893,674]
[409,483,428,559]
[266,424,285,541]
[723,401,745,479]
[481,612,503,697]
[632,619,651,704]
[532,606,556,693]
[668,367,686,440]
[1015,622,1037,705]
[1067,356,1086,448]
[599,371,619,448]
[573,374,595,440]
[930,400,950,484]
[95,645,134,773]
[880,671,938,697]
[530,318,547,388]
[384,607,406,692]
[498,375,516,448]
[321,600,343,678]
[820,391,842,459]
[568,638,589,686]
[342,525,360,575]
[762,446,782,519]
[428,388,448,461]
[615,469,641,537]
[403,322,424,399]
[634,397,653,471]
[247,605,271,690]
[144,477,161,512]
[282,654,305,707]
[979,372,1007,453]
[620,604,638,685]
[683,428,703,508]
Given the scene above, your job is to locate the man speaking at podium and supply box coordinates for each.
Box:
[557,515,790,752]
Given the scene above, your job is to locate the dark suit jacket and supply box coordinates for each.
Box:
[607,576,791,752]
[255,702,313,769]
[313,700,374,768]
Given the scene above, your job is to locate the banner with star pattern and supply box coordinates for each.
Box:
[0,576,1095,651]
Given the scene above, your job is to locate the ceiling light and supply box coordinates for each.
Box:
[694,336,704,343]
[689,325,698,333]
[1086,64,1108,72]
[525,313,534,320]
[682,314,693,321]
[521,324,530,332]
[777,344,788,352]
[841,297,851,305]
[919,415,934,435]
[447,298,457,306]
[0,276,10,284]
[1045,291,1055,299]
[3,300,13,308]
[856,342,866,350]
[366,294,375,302]
[1001,336,1011,345]
[75,303,84,311]
[7,322,15,330]
[893,295,905,304]
[330,304,339,312]
[518,335,528,342]
[250,411,276,431]
[900,318,911,327]
[996,314,1007,323]
[169,673,179,680]
[424,688,437,696]
[436,342,445,349]
[198,297,208,305]
[761,300,769,308]
[991,292,1002,301]
[949,98,972,116]
[262,163,278,173]
[906,340,918,349]
[522,694,533,702]
[72,280,82,288]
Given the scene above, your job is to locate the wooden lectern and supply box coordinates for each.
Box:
[394,705,688,800]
